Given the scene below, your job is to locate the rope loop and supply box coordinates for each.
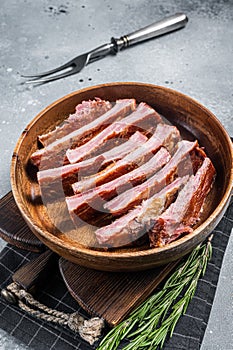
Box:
[6,282,104,345]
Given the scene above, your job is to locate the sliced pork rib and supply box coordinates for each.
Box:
[66,102,162,164]
[149,157,216,247]
[95,176,189,247]
[30,95,216,250]
[104,140,205,216]
[66,147,170,225]
[72,123,180,194]
[37,132,147,198]
[38,98,112,147]
[31,98,136,169]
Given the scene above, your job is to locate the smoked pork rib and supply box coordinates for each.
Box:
[95,176,189,247]
[37,132,147,198]
[104,140,205,216]
[149,157,216,247]
[30,99,136,168]
[66,147,170,224]
[72,123,180,194]
[38,98,112,147]
[66,102,162,164]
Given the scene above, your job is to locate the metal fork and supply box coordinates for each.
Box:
[22,13,188,84]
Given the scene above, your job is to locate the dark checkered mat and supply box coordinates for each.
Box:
[0,199,232,350]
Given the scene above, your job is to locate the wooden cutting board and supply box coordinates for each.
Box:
[0,192,178,326]
[0,192,44,252]
[59,257,177,326]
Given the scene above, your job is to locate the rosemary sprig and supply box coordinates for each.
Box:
[97,236,212,350]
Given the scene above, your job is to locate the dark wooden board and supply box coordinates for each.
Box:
[59,257,178,326]
[0,192,44,252]
[0,191,178,326]
[13,250,58,292]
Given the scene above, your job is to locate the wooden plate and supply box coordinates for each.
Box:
[11,83,233,271]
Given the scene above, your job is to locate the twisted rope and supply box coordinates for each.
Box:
[6,282,104,345]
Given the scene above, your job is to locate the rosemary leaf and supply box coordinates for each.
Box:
[97,237,212,350]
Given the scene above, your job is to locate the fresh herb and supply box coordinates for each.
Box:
[97,236,212,350]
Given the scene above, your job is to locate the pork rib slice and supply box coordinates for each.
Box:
[66,102,162,164]
[104,140,205,216]
[66,147,170,224]
[37,132,148,197]
[149,157,216,247]
[30,99,136,169]
[72,123,180,194]
[38,98,112,147]
[95,176,189,247]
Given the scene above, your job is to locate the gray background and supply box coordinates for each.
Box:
[0,0,232,349]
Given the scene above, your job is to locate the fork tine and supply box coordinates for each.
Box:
[22,52,91,83]
[21,51,92,79]
[24,68,78,84]
[21,60,74,78]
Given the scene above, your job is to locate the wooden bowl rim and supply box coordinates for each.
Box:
[11,82,233,260]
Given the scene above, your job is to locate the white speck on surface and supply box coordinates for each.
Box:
[27,99,40,106]
[21,107,26,112]
[6,67,13,72]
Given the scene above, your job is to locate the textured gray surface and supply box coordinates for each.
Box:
[0,0,232,349]
[201,229,233,350]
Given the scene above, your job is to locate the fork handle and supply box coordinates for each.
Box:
[112,13,188,50]
[90,13,187,61]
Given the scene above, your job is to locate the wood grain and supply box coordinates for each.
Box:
[59,257,179,326]
[13,250,58,292]
[0,192,44,252]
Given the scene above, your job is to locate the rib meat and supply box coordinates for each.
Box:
[72,123,180,194]
[66,147,170,224]
[31,99,136,169]
[95,176,189,247]
[104,140,205,216]
[38,98,112,146]
[37,132,147,198]
[66,102,162,164]
[149,157,216,247]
